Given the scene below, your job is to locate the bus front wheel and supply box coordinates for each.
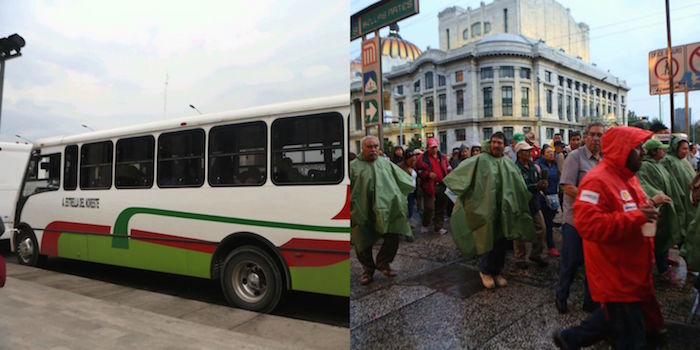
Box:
[220,245,283,313]
[16,229,42,266]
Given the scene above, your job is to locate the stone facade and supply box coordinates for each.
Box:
[438,0,590,63]
[350,33,628,154]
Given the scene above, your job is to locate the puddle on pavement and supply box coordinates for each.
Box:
[404,263,484,299]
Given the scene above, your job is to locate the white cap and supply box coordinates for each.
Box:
[514,141,533,153]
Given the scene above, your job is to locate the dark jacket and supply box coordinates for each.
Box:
[516,160,543,213]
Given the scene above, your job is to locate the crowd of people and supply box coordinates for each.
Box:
[350,122,700,348]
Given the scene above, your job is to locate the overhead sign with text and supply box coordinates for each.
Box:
[649,41,700,95]
[351,0,419,40]
[362,36,381,127]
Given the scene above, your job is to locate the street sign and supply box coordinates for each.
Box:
[350,0,419,41]
[362,36,382,127]
[365,100,378,124]
[649,42,700,95]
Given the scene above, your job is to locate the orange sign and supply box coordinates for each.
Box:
[362,39,378,68]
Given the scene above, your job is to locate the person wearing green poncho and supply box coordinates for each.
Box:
[637,139,680,283]
[350,136,415,286]
[660,135,695,229]
[443,132,536,289]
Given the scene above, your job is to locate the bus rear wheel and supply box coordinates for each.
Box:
[220,245,283,313]
[16,229,42,266]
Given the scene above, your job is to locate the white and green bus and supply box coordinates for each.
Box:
[11,95,350,312]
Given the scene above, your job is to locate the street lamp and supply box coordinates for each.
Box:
[81,124,94,131]
[189,104,202,115]
[15,134,32,143]
[0,33,26,134]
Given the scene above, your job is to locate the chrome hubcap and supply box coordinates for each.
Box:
[232,260,267,304]
[18,237,34,262]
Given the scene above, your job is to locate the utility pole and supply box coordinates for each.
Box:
[665,0,675,132]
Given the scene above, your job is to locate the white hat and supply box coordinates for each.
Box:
[514,141,533,153]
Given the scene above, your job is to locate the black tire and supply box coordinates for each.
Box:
[220,245,283,313]
[15,229,41,266]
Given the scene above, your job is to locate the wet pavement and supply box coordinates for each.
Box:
[350,216,700,349]
[1,250,349,349]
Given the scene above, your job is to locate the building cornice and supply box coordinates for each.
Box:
[384,34,629,91]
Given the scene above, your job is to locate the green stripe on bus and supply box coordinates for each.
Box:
[112,207,350,249]
[289,259,350,297]
[58,232,211,278]
[58,232,350,296]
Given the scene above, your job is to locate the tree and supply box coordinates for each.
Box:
[692,121,700,143]
[626,110,638,126]
[408,136,422,150]
[383,139,395,153]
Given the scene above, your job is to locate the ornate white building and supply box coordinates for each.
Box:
[350,1,628,155]
[438,0,590,62]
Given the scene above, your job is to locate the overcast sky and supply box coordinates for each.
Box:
[0,1,348,142]
[351,0,699,129]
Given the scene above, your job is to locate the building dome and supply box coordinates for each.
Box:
[382,24,422,62]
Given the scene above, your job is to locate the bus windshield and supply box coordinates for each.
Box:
[22,152,61,197]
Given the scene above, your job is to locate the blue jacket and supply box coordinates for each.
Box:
[536,157,560,195]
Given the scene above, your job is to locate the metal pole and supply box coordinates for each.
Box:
[536,74,542,143]
[376,30,384,152]
[665,0,675,132]
[399,115,403,147]
[685,87,690,138]
[0,60,5,134]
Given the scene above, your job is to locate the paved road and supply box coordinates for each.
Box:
[0,249,349,349]
[350,217,700,349]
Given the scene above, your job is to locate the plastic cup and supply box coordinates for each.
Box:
[641,220,657,237]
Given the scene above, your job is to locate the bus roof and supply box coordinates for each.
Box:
[34,94,348,148]
[0,142,33,152]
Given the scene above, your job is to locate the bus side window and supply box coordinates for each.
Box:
[80,141,113,190]
[64,145,78,190]
[271,113,344,185]
[208,122,266,187]
[115,136,154,189]
[158,129,205,188]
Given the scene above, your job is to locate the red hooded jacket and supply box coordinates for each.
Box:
[416,150,449,197]
[573,126,654,303]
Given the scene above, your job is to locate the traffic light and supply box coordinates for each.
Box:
[0,33,25,59]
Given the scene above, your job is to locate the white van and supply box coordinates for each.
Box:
[0,142,32,241]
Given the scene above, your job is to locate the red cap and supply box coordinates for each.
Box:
[427,138,438,148]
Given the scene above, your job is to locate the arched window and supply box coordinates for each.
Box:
[462,29,469,40]
[471,23,481,38]
[484,22,491,34]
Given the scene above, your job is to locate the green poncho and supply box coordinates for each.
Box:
[660,136,700,270]
[443,143,536,260]
[660,136,696,228]
[685,211,700,271]
[350,154,415,252]
[637,156,683,253]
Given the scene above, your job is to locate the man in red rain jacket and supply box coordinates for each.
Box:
[553,126,666,349]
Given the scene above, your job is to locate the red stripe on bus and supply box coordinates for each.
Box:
[42,221,111,256]
[130,229,217,254]
[280,238,349,267]
[331,185,350,220]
